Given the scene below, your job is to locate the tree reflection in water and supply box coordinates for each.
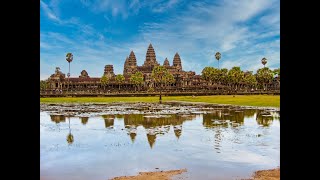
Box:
[256,110,277,127]
[214,128,222,153]
[202,108,280,152]
[243,109,256,118]
[173,125,182,139]
[203,109,246,128]
[203,109,256,153]
[66,116,74,145]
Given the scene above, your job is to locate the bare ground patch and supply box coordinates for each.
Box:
[252,168,280,180]
[109,169,187,180]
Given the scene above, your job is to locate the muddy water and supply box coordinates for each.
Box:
[40,104,279,180]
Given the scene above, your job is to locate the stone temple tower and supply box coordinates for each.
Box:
[143,44,159,67]
[173,52,182,71]
[163,58,170,67]
[123,56,129,75]
[123,51,138,76]
[128,51,137,67]
[104,65,115,78]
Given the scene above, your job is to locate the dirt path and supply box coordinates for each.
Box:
[109,169,187,180]
[109,168,279,180]
[252,168,280,180]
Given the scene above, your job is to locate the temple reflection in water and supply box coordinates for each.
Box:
[102,115,115,128]
[49,109,279,148]
[80,117,89,125]
[123,114,195,148]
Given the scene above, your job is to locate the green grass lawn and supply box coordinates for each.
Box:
[40,95,279,107]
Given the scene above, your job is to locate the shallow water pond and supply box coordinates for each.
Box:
[40,104,279,180]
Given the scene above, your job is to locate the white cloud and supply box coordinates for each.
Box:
[40,0,60,22]
[80,0,181,18]
[80,0,129,19]
[40,0,280,79]
[260,13,280,26]
[129,0,141,13]
[128,0,280,74]
[40,31,132,79]
[151,0,180,13]
[220,38,280,73]
[40,41,52,49]
[40,1,85,28]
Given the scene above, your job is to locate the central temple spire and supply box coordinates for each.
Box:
[123,52,137,76]
[143,43,159,67]
[128,51,137,66]
[173,52,182,71]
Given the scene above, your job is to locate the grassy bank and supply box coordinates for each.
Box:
[40,95,279,107]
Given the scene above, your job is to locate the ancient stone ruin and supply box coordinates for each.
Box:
[44,44,280,94]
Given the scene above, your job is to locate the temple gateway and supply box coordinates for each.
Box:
[45,44,279,93]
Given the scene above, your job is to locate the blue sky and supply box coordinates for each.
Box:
[40,0,280,80]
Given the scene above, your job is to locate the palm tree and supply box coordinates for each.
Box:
[67,133,74,144]
[256,67,273,91]
[115,74,125,91]
[100,74,109,91]
[66,53,73,93]
[151,66,171,103]
[66,117,74,145]
[130,71,144,91]
[215,52,221,69]
[261,57,267,67]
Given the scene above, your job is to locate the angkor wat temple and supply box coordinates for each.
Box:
[45,44,279,94]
